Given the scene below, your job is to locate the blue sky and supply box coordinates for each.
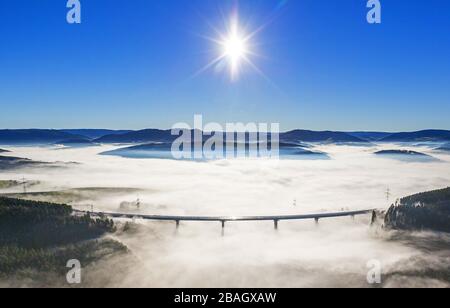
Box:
[0,0,449,131]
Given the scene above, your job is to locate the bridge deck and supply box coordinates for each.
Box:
[75,209,375,223]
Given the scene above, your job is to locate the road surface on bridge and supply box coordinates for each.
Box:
[74,208,377,230]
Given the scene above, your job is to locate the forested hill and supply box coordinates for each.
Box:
[0,130,84,144]
[380,130,450,142]
[0,197,125,278]
[2,129,450,144]
[0,197,114,248]
[385,187,450,233]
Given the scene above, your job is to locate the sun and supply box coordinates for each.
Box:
[220,21,249,80]
[193,11,269,82]
[223,35,247,59]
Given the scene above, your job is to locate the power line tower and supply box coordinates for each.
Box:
[22,177,27,194]
[136,197,141,209]
[386,187,391,202]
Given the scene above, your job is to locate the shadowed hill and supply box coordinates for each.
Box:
[280,130,365,143]
[0,197,115,248]
[0,197,125,278]
[374,150,430,157]
[95,129,175,143]
[3,129,449,145]
[60,129,133,139]
[347,132,392,141]
[385,187,450,233]
[95,129,366,144]
[0,155,43,170]
[436,143,450,152]
[0,130,84,144]
[380,130,450,142]
[0,129,133,144]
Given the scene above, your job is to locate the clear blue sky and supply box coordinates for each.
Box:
[0,0,449,131]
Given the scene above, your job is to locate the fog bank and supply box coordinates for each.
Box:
[1,143,449,287]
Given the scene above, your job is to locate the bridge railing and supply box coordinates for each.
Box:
[74,208,378,234]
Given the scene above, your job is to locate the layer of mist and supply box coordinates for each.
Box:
[0,143,449,287]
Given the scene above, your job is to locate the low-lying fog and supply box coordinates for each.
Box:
[1,143,449,287]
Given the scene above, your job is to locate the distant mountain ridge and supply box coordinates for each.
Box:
[380,130,450,142]
[95,129,367,144]
[60,129,133,139]
[0,129,135,144]
[0,130,85,144]
[1,129,450,145]
[95,129,175,143]
[347,132,392,141]
[280,130,365,143]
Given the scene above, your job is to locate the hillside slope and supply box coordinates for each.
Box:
[0,130,83,144]
[380,130,450,142]
[96,129,366,144]
[385,187,450,233]
[0,197,126,279]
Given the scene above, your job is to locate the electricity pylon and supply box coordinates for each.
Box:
[22,177,27,194]
[386,187,391,202]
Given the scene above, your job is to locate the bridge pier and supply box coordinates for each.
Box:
[176,220,180,229]
[315,218,319,226]
[370,210,377,226]
[274,220,279,230]
[221,221,225,236]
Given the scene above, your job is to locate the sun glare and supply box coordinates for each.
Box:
[193,11,270,82]
[221,22,249,79]
[224,34,247,62]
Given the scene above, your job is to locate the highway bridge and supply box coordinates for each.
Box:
[74,208,378,233]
